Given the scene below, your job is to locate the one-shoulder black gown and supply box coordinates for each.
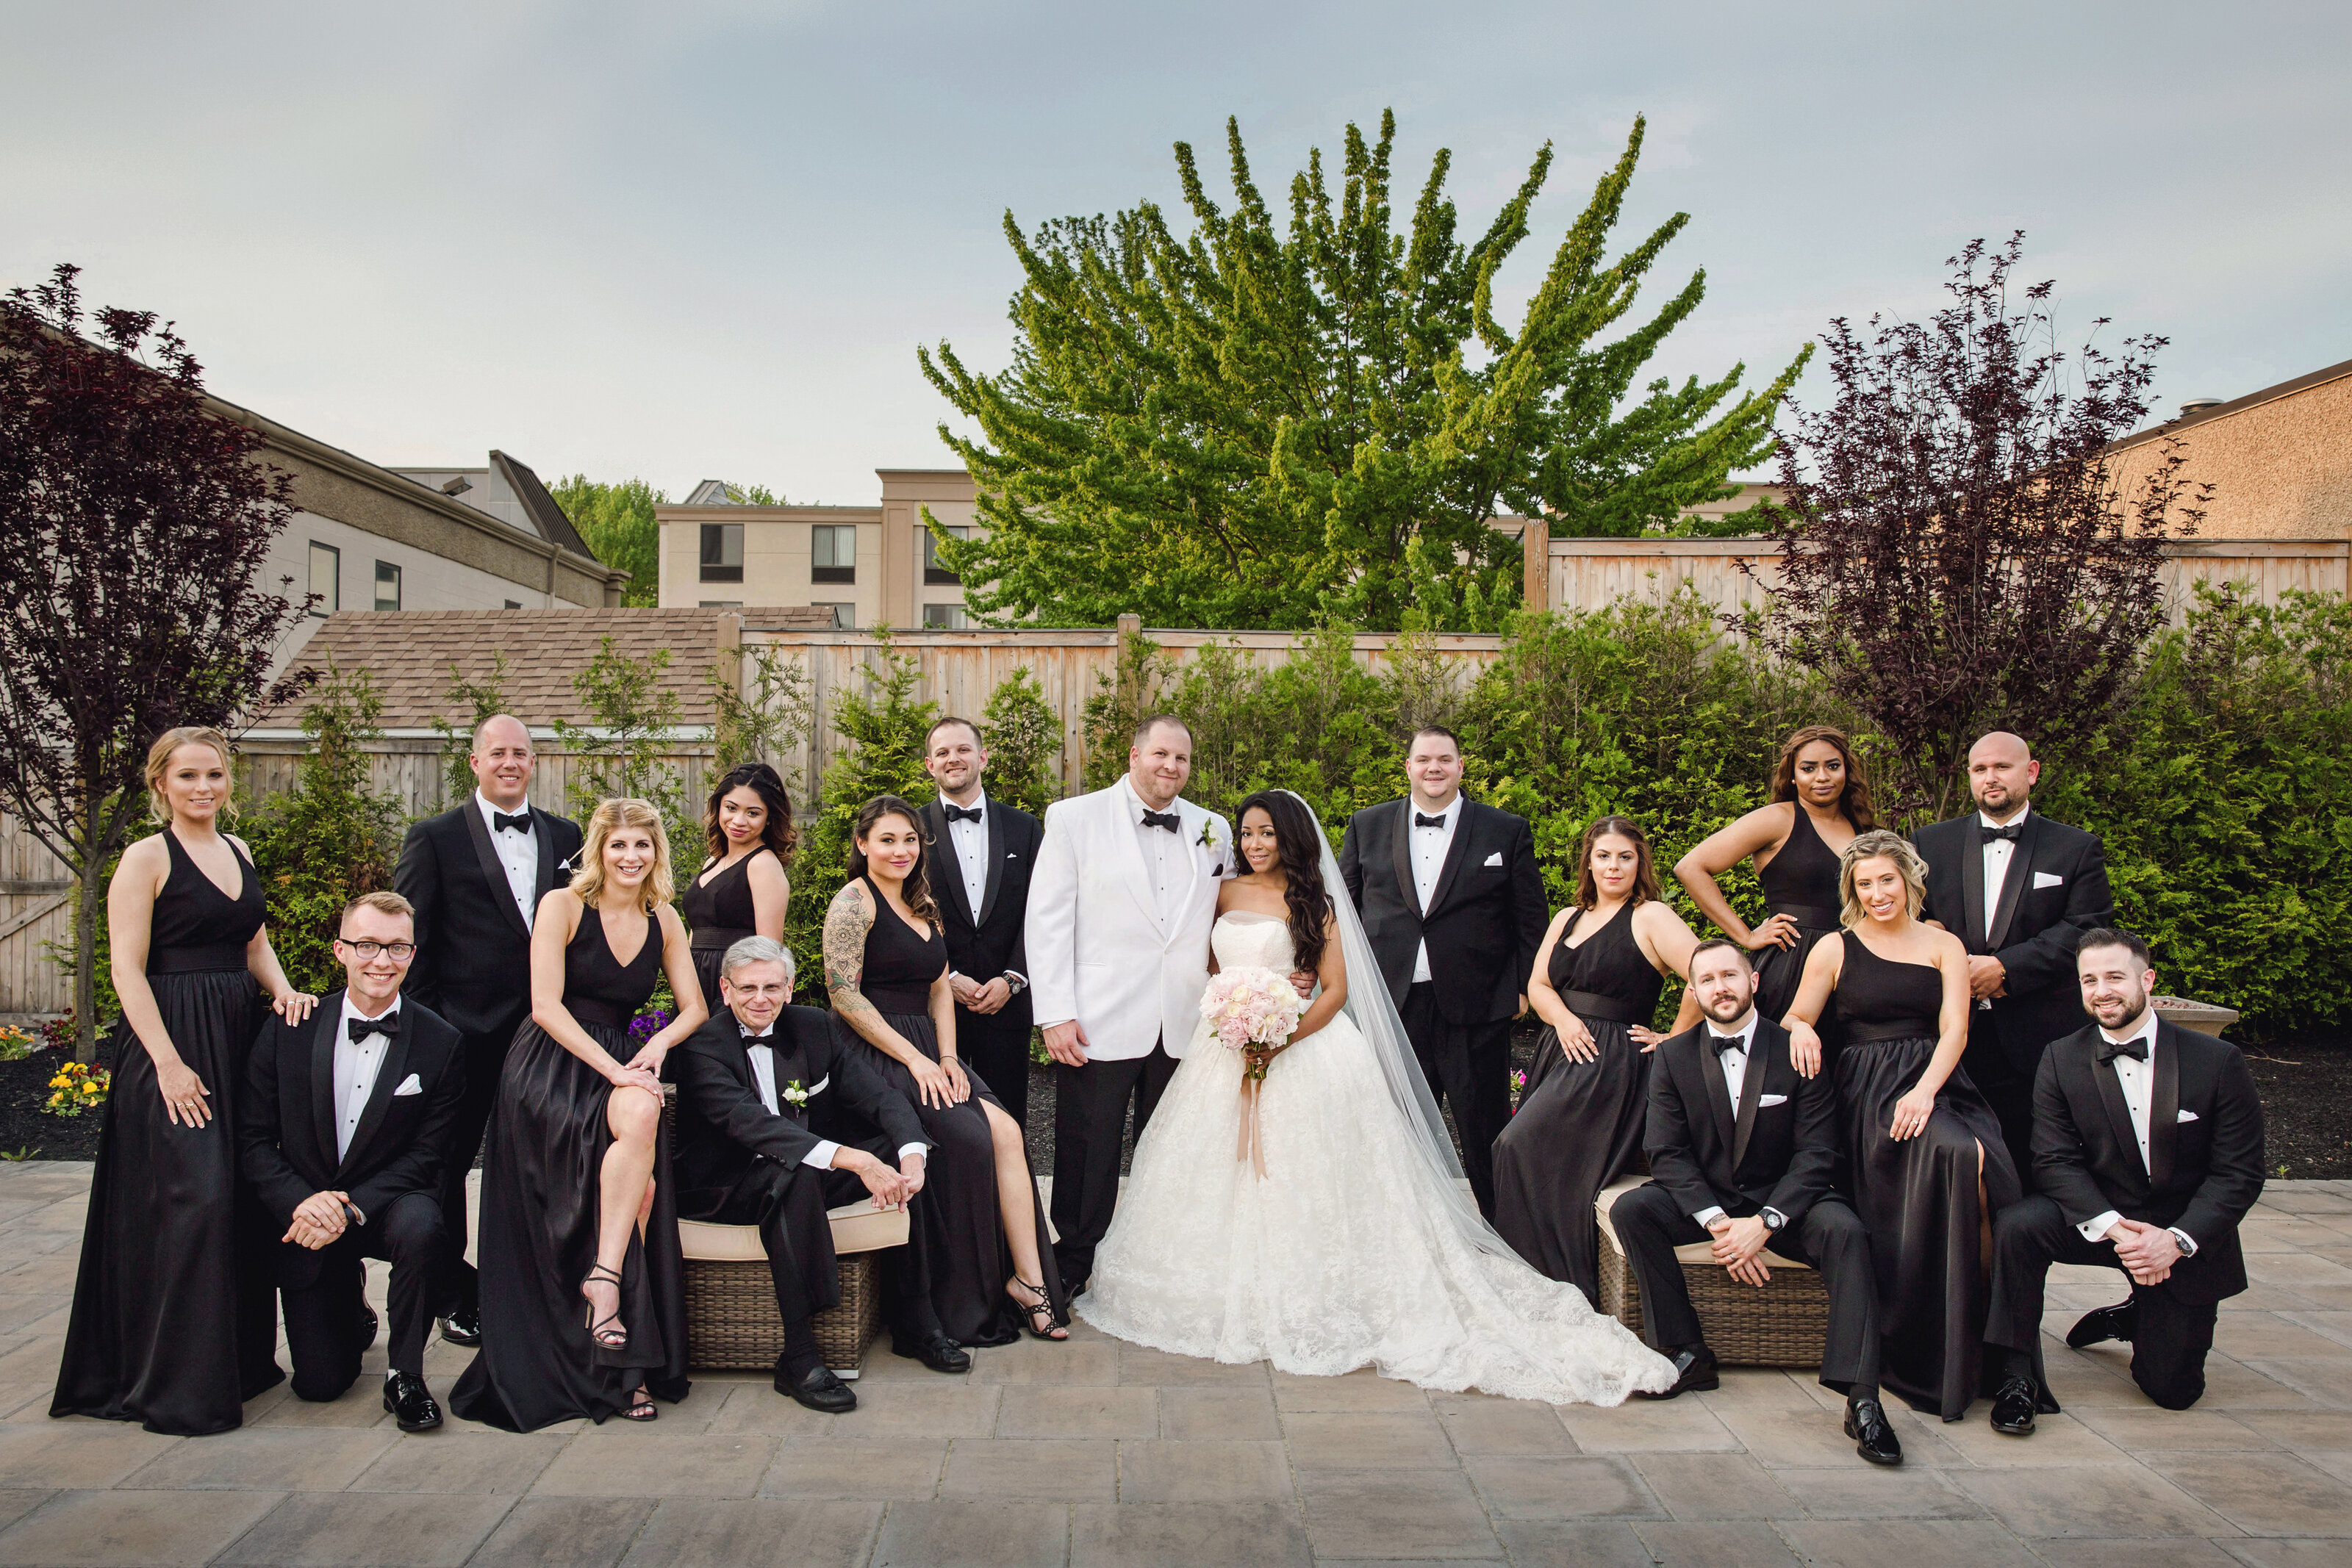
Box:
[834,877,1062,1345]
[449,907,691,1429]
[1756,808,1847,1075]
[681,849,774,1019]
[53,829,283,1434]
[1835,934,2020,1421]
[1491,903,1666,1309]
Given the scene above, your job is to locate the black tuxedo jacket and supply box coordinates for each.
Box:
[919,794,1042,1033]
[1644,1018,1838,1227]
[1338,797,1549,1024]
[237,990,467,1287]
[669,1004,930,1219]
[395,799,583,1038]
[1913,808,2115,1074]
[2032,1018,2264,1305]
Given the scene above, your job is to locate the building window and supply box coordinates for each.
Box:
[814,603,856,629]
[503,600,523,609]
[922,603,968,629]
[698,600,742,608]
[811,524,856,584]
[924,524,969,585]
[308,541,340,616]
[373,560,401,612]
[700,522,744,583]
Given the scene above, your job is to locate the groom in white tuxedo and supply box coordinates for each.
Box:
[1027,715,1234,1293]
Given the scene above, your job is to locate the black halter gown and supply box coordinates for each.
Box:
[682,849,774,1017]
[53,828,284,1434]
[449,905,691,1429]
[1754,807,1847,1071]
[1834,932,2020,1421]
[1490,902,1666,1309]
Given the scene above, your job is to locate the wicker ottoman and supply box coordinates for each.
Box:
[1593,1179,1830,1369]
[678,1204,911,1375]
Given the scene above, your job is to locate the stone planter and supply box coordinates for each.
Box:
[2153,995,2239,1037]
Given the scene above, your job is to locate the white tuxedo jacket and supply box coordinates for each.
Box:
[1025,780,1232,1062]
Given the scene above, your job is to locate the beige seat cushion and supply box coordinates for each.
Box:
[679,1201,910,1263]
[1594,1177,1810,1271]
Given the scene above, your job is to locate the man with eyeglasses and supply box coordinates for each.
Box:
[238,891,467,1431]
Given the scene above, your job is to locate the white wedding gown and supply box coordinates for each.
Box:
[1078,910,1676,1406]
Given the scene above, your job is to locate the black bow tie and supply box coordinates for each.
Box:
[1978,820,2023,844]
[740,1027,774,1045]
[347,1013,398,1043]
[492,810,531,835]
[1141,809,1181,832]
[1708,1032,1748,1057]
[1414,812,1449,830]
[2098,1034,2149,1064]
[943,803,984,824]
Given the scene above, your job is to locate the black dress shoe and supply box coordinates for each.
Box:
[382,1371,442,1432]
[1844,1398,1903,1466]
[776,1359,857,1414]
[1632,1346,1720,1400]
[356,1301,380,1351]
[891,1333,973,1374]
[438,1307,482,1348]
[1988,1373,2038,1436]
[2066,1301,2137,1349]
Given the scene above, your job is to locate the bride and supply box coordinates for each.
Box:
[1078,790,1675,1405]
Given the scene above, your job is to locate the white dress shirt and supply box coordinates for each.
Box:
[1408,793,1463,985]
[2078,1011,2194,1254]
[1979,804,2030,943]
[740,1029,924,1171]
[1690,1010,1762,1227]
[476,790,540,928]
[942,788,992,918]
[1122,776,1188,924]
[333,993,400,1162]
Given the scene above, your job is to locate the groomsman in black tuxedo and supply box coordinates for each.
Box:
[239,891,466,1431]
[1613,939,1899,1464]
[392,713,583,1344]
[1912,731,2115,1187]
[1983,929,2265,1431]
[1338,726,1547,1216]
[919,717,1044,1130]
[670,937,962,1411]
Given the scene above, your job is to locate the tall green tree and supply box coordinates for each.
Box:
[920,111,1808,631]
[550,476,664,606]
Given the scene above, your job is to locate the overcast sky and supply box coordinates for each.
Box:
[4,1,2344,506]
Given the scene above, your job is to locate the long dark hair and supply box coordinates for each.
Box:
[1236,790,1330,973]
[847,795,939,924]
[702,761,799,869]
[1572,816,1663,909]
[1770,725,1878,830]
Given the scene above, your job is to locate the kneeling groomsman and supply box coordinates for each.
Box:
[1615,938,1899,1465]
[1983,928,2264,1431]
[239,891,465,1432]
[670,937,950,1415]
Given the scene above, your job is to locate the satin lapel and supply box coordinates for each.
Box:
[462,803,532,941]
[923,803,977,931]
[1730,1043,1768,1170]
[1695,1037,1738,1165]
[2090,1052,2145,1195]
[1389,799,1422,918]
[307,1001,342,1170]
[770,1034,812,1125]
[977,802,1008,929]
[1424,804,1478,920]
[2148,1021,2181,1190]
[1987,812,2040,951]
[1958,823,1988,955]
[335,1024,413,1183]
[1110,788,1166,936]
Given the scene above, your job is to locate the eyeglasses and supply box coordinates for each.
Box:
[337,940,416,961]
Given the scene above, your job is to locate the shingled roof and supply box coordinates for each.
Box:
[256,609,736,732]
[490,451,598,560]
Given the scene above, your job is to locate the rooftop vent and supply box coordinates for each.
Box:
[2179,398,2223,417]
[440,475,472,496]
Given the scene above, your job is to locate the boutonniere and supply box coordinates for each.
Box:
[781,1080,811,1108]
[1195,819,1216,852]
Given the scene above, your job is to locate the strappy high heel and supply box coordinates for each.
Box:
[580,1263,628,1349]
[1006,1276,1066,1341]
[617,1387,658,1421]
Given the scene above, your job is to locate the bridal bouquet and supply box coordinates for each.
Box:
[1200,966,1308,1176]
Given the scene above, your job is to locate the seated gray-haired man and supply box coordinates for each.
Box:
[669,936,953,1413]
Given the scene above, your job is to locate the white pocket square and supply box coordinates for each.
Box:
[2033,871,2064,889]
[1482,852,1503,867]
[392,1073,423,1097]
[1758,1093,1789,1107]
[2177,1109,2198,1123]
[807,1075,829,1097]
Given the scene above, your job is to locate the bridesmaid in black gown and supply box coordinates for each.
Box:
[1785,830,2021,1422]
[1492,817,1700,1309]
[681,762,795,1016]
[54,727,316,1435]
[1674,727,1876,1079]
[450,797,707,1430]
[822,796,1066,1347]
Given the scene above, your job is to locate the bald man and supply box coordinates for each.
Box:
[1912,732,2115,1188]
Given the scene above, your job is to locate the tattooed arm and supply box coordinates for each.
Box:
[825,881,958,1110]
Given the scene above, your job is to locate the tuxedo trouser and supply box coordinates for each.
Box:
[1961,1032,2042,1195]
[282,1192,445,1399]
[1985,1194,2217,1411]
[1051,1043,1178,1288]
[1400,984,1512,1218]
[957,1008,1033,1132]
[706,1137,944,1344]
[1613,1184,1883,1395]
[440,1021,522,1315]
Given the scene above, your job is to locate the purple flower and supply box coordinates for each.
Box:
[628,1008,673,1043]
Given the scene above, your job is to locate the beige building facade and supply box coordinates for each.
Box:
[2105,359,2352,541]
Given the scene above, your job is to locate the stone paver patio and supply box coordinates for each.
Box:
[0,1162,2348,1566]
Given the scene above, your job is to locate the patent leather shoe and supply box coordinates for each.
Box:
[891,1332,973,1374]
[382,1371,442,1432]
[1989,1373,2038,1436]
[1845,1397,1903,1466]
[356,1301,380,1351]
[2066,1301,2137,1349]
[1632,1345,1719,1400]
[777,1359,857,1414]
[438,1307,482,1348]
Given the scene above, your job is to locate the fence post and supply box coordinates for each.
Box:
[1522,517,1550,614]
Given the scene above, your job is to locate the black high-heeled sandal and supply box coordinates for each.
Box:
[580,1263,628,1350]
[617,1387,658,1421]
[1006,1276,1066,1341]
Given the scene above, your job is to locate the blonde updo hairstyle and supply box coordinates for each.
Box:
[1838,829,1929,927]
[145,726,237,825]
[570,797,675,908]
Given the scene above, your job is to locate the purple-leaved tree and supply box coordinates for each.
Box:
[0,265,312,1057]
[1755,235,2210,823]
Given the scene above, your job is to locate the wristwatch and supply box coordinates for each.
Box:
[1003,973,1026,995]
[1760,1208,1786,1233]
[2168,1227,2198,1258]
